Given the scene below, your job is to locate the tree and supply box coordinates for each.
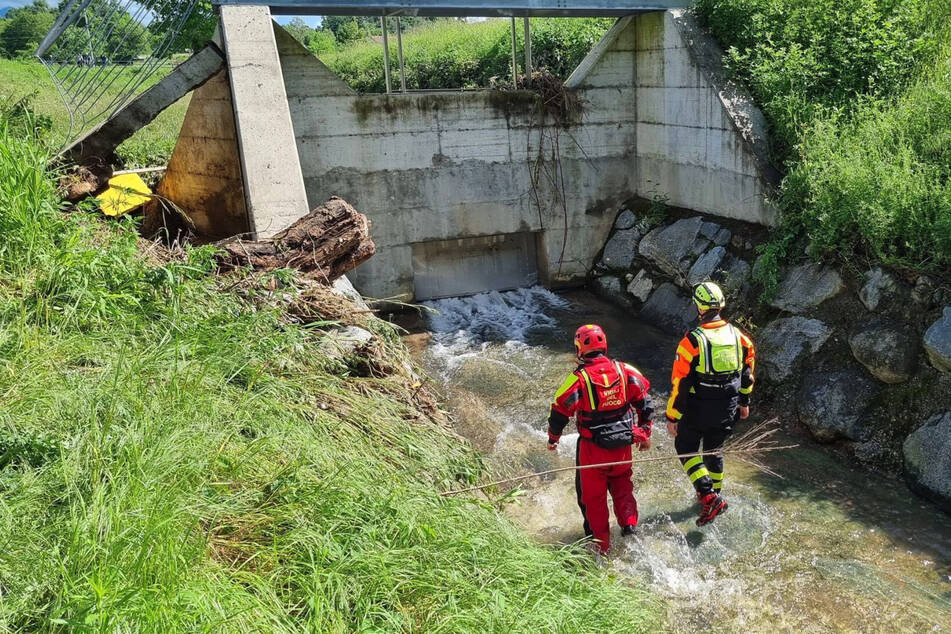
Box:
[283,17,314,48]
[0,2,55,58]
[149,0,215,54]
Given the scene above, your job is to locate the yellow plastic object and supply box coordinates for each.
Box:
[97,173,152,217]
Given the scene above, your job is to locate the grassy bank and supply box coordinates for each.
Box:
[694,0,951,290]
[0,58,188,167]
[319,18,613,92]
[0,116,658,630]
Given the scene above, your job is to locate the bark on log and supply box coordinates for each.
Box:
[216,197,375,282]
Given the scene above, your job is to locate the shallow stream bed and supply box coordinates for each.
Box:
[397,288,951,633]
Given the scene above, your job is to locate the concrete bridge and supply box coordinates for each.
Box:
[156,3,779,300]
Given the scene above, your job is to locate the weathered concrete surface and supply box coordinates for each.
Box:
[634,11,778,225]
[220,5,309,238]
[155,69,249,238]
[62,44,225,166]
[169,11,779,299]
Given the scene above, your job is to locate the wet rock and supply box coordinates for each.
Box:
[903,411,951,510]
[758,317,832,382]
[912,275,935,306]
[640,283,695,334]
[638,217,705,278]
[923,307,951,373]
[849,322,917,383]
[599,227,643,271]
[769,263,844,314]
[798,369,878,442]
[593,275,632,309]
[713,227,732,247]
[700,221,720,240]
[614,209,637,230]
[686,246,726,287]
[626,269,653,303]
[858,267,899,312]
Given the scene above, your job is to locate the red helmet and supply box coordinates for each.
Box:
[574,324,607,358]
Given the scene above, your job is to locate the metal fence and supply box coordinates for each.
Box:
[36,0,203,142]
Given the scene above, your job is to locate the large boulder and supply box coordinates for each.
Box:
[640,283,695,334]
[599,226,643,271]
[757,317,832,382]
[626,269,653,303]
[637,217,705,278]
[848,322,917,383]
[903,412,951,511]
[923,307,951,373]
[858,267,900,312]
[686,246,727,287]
[714,255,752,296]
[798,369,878,442]
[769,263,844,314]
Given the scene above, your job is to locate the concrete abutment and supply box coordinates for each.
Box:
[159,7,778,301]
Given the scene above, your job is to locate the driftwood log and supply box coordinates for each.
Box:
[216,197,375,282]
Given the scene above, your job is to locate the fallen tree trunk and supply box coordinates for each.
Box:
[216,197,375,282]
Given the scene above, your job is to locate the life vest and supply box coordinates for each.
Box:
[692,323,743,380]
[575,359,635,449]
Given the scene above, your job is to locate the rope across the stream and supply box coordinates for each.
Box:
[441,420,796,496]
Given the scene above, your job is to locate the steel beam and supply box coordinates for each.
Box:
[211,0,687,17]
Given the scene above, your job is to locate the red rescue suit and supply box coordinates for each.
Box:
[548,354,653,553]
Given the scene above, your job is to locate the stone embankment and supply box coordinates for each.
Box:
[589,205,951,510]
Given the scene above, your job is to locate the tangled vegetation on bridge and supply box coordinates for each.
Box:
[695,0,951,293]
[0,113,658,631]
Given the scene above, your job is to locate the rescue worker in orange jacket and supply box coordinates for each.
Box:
[666,282,755,526]
[547,324,653,554]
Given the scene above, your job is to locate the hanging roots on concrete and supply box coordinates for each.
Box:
[440,419,795,496]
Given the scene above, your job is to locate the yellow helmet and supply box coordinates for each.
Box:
[693,281,726,312]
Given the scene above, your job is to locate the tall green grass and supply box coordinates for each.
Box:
[0,58,188,167]
[693,0,951,293]
[320,18,613,92]
[0,114,658,631]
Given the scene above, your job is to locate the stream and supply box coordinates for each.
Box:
[398,287,951,633]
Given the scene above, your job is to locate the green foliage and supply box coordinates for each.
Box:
[694,0,947,163]
[0,1,54,58]
[321,17,613,92]
[307,29,337,56]
[695,0,951,293]
[0,108,659,631]
[777,48,951,272]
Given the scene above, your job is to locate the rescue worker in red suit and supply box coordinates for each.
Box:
[547,324,653,554]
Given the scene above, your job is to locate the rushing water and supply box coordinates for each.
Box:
[398,287,951,633]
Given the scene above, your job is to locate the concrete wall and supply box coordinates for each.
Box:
[275,25,633,300]
[156,70,249,238]
[274,12,776,300]
[165,11,777,299]
[631,11,778,224]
